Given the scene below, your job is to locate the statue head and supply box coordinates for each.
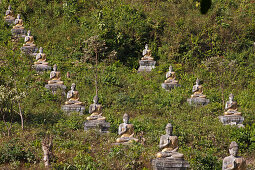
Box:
[39,47,43,53]
[195,78,200,85]
[165,123,173,135]
[145,44,148,50]
[229,141,238,157]
[27,30,31,36]
[8,5,11,10]
[71,83,76,91]
[17,14,20,19]
[229,93,234,102]
[123,113,129,124]
[169,65,173,72]
[53,64,57,71]
[93,95,99,104]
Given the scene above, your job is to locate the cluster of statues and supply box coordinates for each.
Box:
[4,5,248,169]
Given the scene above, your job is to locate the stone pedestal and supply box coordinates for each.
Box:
[219,115,244,128]
[11,28,26,37]
[45,84,66,94]
[61,104,85,115]
[20,46,38,54]
[5,18,15,25]
[84,119,110,133]
[161,83,181,91]
[152,158,190,170]
[187,97,209,106]
[138,60,156,72]
[33,64,51,72]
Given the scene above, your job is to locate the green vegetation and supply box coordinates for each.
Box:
[0,0,255,169]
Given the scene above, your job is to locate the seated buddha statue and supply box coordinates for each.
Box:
[34,47,48,65]
[23,30,36,47]
[141,44,154,60]
[86,95,106,121]
[222,141,246,170]
[224,94,241,116]
[48,64,64,85]
[4,5,15,20]
[116,113,139,143]
[65,83,83,105]
[191,78,206,98]
[13,14,24,29]
[164,65,178,84]
[156,123,184,159]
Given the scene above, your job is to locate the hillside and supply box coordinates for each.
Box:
[0,0,255,169]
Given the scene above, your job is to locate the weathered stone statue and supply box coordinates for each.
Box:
[84,95,110,133]
[161,65,180,90]
[34,47,51,71]
[219,94,244,127]
[224,94,241,116]
[152,123,190,170]
[187,78,209,106]
[45,64,66,94]
[222,141,246,170]
[11,14,26,37]
[86,95,105,121]
[115,113,139,144]
[61,83,85,115]
[4,5,15,24]
[138,44,156,72]
[21,30,38,54]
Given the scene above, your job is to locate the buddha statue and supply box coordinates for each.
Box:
[48,64,64,85]
[141,44,154,60]
[34,47,48,65]
[222,141,246,170]
[116,113,139,143]
[86,95,106,121]
[224,94,241,116]
[4,5,15,20]
[164,65,178,84]
[13,14,24,29]
[156,123,184,159]
[65,83,83,105]
[23,30,36,47]
[191,78,206,98]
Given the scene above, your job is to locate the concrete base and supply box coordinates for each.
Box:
[84,119,110,133]
[61,104,85,115]
[20,46,38,54]
[33,64,51,72]
[138,60,156,72]
[45,84,66,94]
[5,18,15,25]
[219,115,244,128]
[161,83,181,91]
[187,97,210,106]
[152,158,190,170]
[11,28,26,37]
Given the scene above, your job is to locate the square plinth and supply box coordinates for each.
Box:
[5,18,15,25]
[152,158,190,170]
[20,46,38,54]
[84,120,110,133]
[61,104,85,115]
[45,84,66,94]
[187,97,209,106]
[219,115,244,128]
[11,28,26,37]
[33,64,51,72]
[161,83,181,91]
[138,60,156,72]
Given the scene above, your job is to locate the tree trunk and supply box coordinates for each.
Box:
[18,102,24,130]
[42,136,53,169]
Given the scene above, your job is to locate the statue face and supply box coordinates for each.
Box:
[145,44,148,49]
[71,84,75,90]
[39,47,43,53]
[166,126,173,135]
[8,5,11,10]
[123,117,129,124]
[17,14,20,19]
[27,31,31,36]
[229,147,238,157]
[53,65,57,71]
[93,96,98,104]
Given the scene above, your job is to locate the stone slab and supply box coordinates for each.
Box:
[11,28,26,37]
[45,84,66,94]
[187,97,210,106]
[152,158,190,170]
[84,120,110,133]
[138,60,156,72]
[20,46,38,54]
[5,18,15,25]
[61,104,85,115]
[219,115,244,128]
[161,83,181,91]
[33,64,51,72]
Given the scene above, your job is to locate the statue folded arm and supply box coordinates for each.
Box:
[118,124,127,135]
